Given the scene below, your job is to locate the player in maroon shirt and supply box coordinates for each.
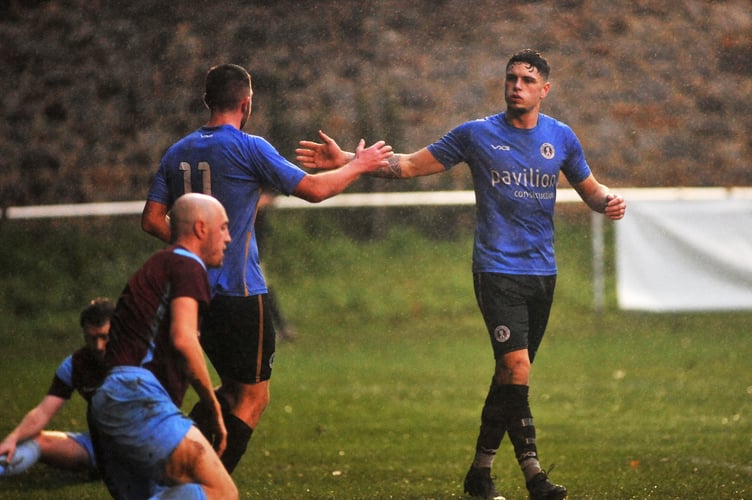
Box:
[90,193,237,500]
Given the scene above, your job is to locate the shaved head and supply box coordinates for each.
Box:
[169,193,231,267]
[169,193,223,240]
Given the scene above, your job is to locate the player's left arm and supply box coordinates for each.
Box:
[292,139,392,203]
[142,200,172,243]
[0,395,66,462]
[572,174,626,220]
[170,296,227,456]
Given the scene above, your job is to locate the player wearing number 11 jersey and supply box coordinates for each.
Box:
[151,125,305,298]
[142,63,392,474]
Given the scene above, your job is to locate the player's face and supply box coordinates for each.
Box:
[504,62,550,113]
[204,207,231,268]
[83,321,110,359]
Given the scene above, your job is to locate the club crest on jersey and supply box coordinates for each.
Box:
[540,143,555,159]
[493,325,511,343]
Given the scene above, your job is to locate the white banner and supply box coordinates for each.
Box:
[616,200,752,311]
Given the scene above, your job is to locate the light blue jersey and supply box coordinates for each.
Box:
[147,125,306,296]
[53,355,75,391]
[428,113,591,275]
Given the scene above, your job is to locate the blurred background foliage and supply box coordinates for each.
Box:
[1,0,751,210]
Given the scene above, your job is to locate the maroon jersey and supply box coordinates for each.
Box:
[105,246,211,406]
[47,346,108,402]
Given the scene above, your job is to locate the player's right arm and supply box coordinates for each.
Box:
[0,395,66,462]
[370,148,445,179]
[296,130,443,179]
[571,174,626,220]
[142,200,172,243]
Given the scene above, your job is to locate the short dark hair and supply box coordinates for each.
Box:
[204,64,252,112]
[80,297,114,328]
[507,49,550,80]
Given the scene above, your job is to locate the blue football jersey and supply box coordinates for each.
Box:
[428,113,592,275]
[147,125,306,296]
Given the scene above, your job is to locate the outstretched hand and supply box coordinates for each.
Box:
[350,138,393,173]
[296,130,351,170]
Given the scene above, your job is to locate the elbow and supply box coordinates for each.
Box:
[306,193,328,204]
[293,174,342,204]
[141,217,161,238]
[141,212,172,243]
[140,216,152,234]
[293,189,329,204]
[140,209,157,234]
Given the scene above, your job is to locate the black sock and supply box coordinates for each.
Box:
[472,379,508,468]
[221,412,253,474]
[188,399,215,442]
[187,394,254,474]
[503,384,542,481]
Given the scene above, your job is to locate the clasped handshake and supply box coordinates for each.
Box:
[296,130,394,174]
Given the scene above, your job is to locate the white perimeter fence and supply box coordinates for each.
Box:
[4,187,752,312]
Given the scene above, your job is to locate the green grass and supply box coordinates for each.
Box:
[0,208,750,499]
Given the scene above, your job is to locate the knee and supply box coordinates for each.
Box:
[223,381,270,427]
[237,382,270,407]
[219,380,269,407]
[222,481,239,500]
[35,430,67,446]
[34,432,54,449]
[249,385,271,417]
[495,352,531,385]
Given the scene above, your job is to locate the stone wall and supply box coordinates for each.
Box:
[1,0,750,205]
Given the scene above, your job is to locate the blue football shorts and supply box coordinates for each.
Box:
[90,366,193,497]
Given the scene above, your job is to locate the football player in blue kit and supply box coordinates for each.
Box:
[141,63,392,474]
[296,49,626,500]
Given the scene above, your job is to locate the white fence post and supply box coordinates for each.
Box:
[591,211,605,313]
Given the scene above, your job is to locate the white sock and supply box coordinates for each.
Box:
[472,447,497,469]
[0,440,42,477]
[520,456,542,482]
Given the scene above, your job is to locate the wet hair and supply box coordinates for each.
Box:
[80,297,114,328]
[204,64,252,112]
[507,49,550,80]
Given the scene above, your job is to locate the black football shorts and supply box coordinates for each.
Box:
[473,272,556,363]
[201,294,276,384]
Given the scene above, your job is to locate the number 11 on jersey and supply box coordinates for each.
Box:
[179,162,212,195]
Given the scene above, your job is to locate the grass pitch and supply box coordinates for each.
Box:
[0,208,749,499]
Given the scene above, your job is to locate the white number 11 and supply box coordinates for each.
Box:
[179,162,212,195]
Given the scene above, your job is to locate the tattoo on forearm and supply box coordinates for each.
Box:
[371,155,402,178]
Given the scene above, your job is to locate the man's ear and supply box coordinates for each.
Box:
[193,219,208,239]
[540,81,551,100]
